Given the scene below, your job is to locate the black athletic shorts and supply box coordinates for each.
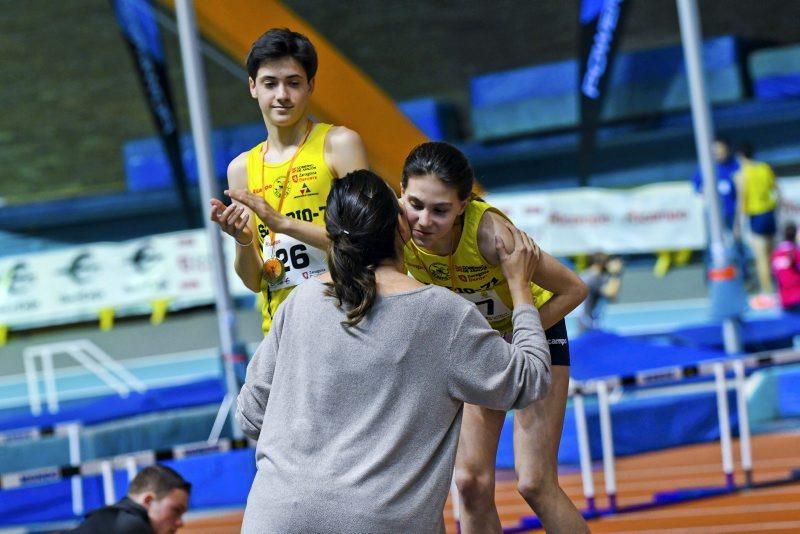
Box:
[544,318,570,366]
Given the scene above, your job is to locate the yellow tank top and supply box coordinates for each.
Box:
[741,160,777,215]
[404,199,552,334]
[246,122,335,333]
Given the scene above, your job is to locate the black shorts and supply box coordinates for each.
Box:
[544,319,570,366]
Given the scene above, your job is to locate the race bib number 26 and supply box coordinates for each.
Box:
[264,234,327,290]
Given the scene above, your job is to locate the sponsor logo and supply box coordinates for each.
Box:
[548,338,568,346]
[1,262,35,295]
[293,183,318,199]
[62,252,99,285]
[291,163,318,182]
[129,244,161,273]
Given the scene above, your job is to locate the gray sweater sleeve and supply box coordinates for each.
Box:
[447,303,552,411]
[235,302,285,440]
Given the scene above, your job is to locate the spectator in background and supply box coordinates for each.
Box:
[771,222,800,313]
[692,138,740,235]
[71,464,190,534]
[578,253,623,332]
[736,141,779,296]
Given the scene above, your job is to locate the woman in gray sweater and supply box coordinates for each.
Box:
[236,170,552,533]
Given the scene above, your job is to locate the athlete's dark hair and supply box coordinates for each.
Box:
[784,222,797,243]
[325,170,400,327]
[246,28,318,81]
[401,142,475,201]
[128,464,191,499]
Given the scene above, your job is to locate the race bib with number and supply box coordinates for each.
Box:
[460,289,512,324]
[264,234,328,290]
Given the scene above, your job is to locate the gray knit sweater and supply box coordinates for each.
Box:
[237,278,551,533]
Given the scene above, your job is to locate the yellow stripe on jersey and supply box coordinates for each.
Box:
[404,199,552,333]
[246,122,335,334]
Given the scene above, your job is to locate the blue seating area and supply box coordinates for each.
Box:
[115,34,799,195]
[750,43,800,100]
[470,36,747,141]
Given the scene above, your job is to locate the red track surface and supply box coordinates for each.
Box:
[182,430,800,533]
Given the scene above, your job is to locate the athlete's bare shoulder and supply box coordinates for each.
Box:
[324,125,368,177]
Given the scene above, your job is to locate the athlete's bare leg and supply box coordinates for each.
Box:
[514,365,589,533]
[454,405,506,534]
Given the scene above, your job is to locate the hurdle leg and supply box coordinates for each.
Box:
[23,351,42,416]
[67,423,84,516]
[572,391,596,513]
[713,363,735,489]
[597,381,617,511]
[101,460,116,505]
[732,360,753,486]
[125,456,138,482]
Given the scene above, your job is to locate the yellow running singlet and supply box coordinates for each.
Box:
[246,122,335,334]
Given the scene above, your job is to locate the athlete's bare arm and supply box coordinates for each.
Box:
[228,126,369,252]
[477,211,587,330]
[209,152,263,293]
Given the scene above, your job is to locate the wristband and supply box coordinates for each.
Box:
[234,235,254,247]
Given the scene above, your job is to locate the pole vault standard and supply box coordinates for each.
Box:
[676,0,746,354]
[174,0,243,440]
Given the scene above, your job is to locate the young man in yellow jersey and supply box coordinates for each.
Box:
[210,28,368,334]
[735,142,779,296]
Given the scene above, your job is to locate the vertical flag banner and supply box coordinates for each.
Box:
[578,0,629,185]
[111,0,195,225]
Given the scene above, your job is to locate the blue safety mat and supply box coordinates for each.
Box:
[669,315,800,353]
[0,378,225,432]
[569,330,728,381]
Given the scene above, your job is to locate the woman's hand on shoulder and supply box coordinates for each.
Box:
[495,225,541,287]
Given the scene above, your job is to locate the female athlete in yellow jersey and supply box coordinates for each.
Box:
[209,28,368,334]
[401,142,589,534]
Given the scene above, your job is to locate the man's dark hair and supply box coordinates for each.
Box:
[246,28,318,81]
[128,465,191,499]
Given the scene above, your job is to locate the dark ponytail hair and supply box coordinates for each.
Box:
[325,170,400,327]
[401,141,476,201]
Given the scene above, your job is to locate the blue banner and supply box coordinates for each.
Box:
[111,0,195,225]
[578,0,628,185]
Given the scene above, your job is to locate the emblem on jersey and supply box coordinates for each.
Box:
[272,176,291,199]
[429,262,450,281]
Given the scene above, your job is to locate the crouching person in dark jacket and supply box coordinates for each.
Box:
[71,464,190,534]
